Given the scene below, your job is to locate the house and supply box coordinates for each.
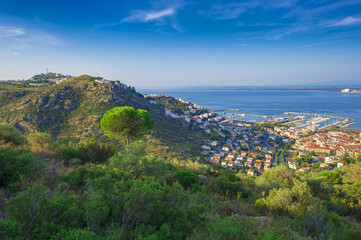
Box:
[337,161,345,168]
[222,146,230,152]
[325,156,338,164]
[227,161,234,167]
[201,151,209,155]
[201,145,211,150]
[320,162,332,168]
[234,160,242,167]
[221,161,227,167]
[298,167,312,172]
[227,153,235,159]
[205,129,212,134]
[247,169,255,176]
[288,161,299,170]
[210,157,220,164]
[165,108,171,116]
[247,158,254,163]
[240,151,247,157]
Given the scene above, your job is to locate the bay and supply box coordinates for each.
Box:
[138,89,361,129]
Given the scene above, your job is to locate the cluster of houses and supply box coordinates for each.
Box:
[145,95,360,175]
[94,79,129,89]
[30,73,73,85]
[294,152,347,171]
[272,126,313,140]
[294,131,361,158]
[204,121,281,175]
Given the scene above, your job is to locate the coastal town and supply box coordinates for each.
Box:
[147,94,361,175]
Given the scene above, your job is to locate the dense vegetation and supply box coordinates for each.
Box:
[1,76,360,239]
[1,119,361,240]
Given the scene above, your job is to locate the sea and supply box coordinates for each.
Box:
[138,89,361,130]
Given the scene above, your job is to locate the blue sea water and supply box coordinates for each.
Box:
[138,89,361,129]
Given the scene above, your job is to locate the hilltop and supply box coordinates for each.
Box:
[0,75,207,156]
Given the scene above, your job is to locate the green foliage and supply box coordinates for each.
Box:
[27,132,53,156]
[255,180,312,216]
[210,131,222,141]
[6,184,50,237]
[206,174,249,199]
[355,180,361,187]
[317,172,342,184]
[57,228,99,240]
[63,138,115,164]
[6,184,84,239]
[0,218,23,240]
[108,141,169,182]
[58,163,124,189]
[0,148,44,189]
[174,170,199,190]
[255,166,296,190]
[111,179,205,238]
[188,215,249,240]
[0,122,25,145]
[101,106,154,145]
[28,132,52,148]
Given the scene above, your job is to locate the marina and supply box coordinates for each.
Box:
[220,110,354,131]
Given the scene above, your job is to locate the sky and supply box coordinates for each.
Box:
[0,0,361,87]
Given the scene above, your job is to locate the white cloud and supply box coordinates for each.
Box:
[0,25,25,38]
[145,8,175,22]
[97,1,185,32]
[331,16,361,26]
[123,8,176,23]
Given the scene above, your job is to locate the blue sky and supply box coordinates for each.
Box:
[0,0,361,87]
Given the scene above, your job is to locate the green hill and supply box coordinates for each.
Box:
[0,75,206,155]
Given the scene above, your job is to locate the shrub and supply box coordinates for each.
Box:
[0,122,25,146]
[63,138,115,164]
[317,172,342,184]
[174,170,199,190]
[0,148,44,189]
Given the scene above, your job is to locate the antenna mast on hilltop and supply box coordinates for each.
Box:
[46,68,48,74]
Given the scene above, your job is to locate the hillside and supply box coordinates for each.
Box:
[0,75,207,155]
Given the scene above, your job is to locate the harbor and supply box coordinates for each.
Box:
[220,110,355,131]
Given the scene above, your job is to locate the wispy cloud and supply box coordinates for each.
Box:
[200,0,299,20]
[0,24,62,56]
[97,0,186,32]
[331,16,361,27]
[0,25,25,38]
[284,0,361,20]
[199,1,262,20]
[123,8,176,23]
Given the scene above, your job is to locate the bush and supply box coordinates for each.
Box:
[0,218,23,240]
[63,138,115,164]
[188,215,249,240]
[206,174,249,199]
[0,148,44,189]
[317,172,342,184]
[0,122,25,146]
[108,141,169,182]
[174,170,199,190]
